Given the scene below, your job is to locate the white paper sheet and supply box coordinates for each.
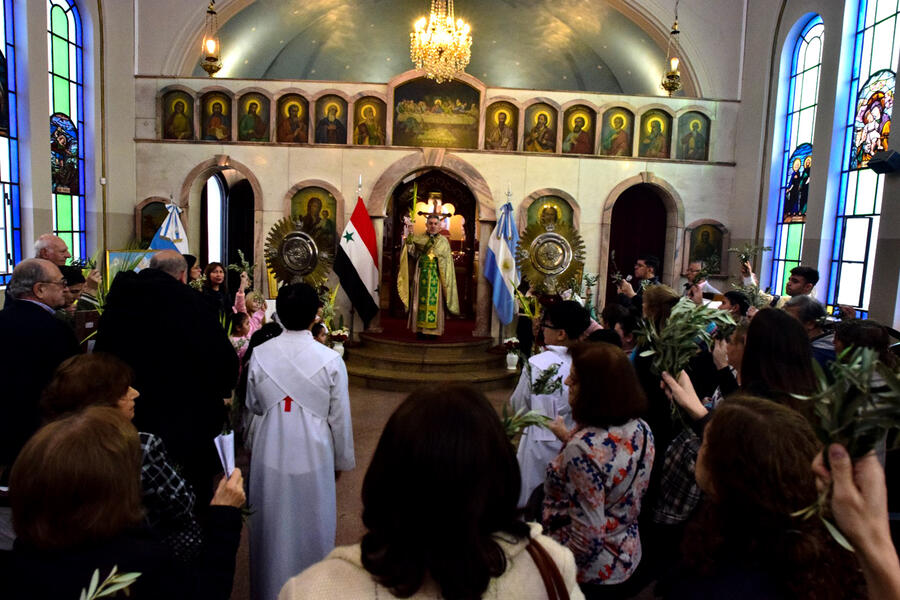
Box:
[214,431,235,477]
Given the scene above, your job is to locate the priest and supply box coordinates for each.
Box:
[245,283,355,600]
[397,212,460,337]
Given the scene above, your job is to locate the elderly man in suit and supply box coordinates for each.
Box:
[0,259,79,481]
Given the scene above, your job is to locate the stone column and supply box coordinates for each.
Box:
[368,215,386,333]
[474,219,495,337]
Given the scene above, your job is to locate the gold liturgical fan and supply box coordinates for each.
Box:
[265,217,333,287]
[516,214,585,295]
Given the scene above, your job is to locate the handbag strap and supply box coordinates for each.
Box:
[525,537,569,600]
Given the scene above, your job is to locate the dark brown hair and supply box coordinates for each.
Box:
[681,395,861,598]
[360,385,528,599]
[41,353,133,420]
[835,318,897,368]
[569,342,648,426]
[11,406,143,549]
[740,308,816,409]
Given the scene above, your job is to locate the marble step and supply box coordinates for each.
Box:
[356,332,494,359]
[347,363,519,392]
[345,344,505,373]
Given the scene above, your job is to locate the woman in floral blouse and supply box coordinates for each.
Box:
[543,342,655,599]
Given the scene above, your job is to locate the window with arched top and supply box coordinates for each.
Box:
[48,0,86,261]
[827,2,898,316]
[0,0,20,284]
[769,15,824,296]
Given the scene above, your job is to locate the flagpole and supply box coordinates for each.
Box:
[348,174,362,341]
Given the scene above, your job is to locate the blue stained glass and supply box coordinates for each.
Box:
[6,47,13,93]
[8,94,14,138]
[71,2,81,46]
[827,0,898,311]
[47,0,86,261]
[9,138,16,182]
[769,15,824,291]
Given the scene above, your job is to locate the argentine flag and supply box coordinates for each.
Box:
[149,203,190,253]
[484,201,520,325]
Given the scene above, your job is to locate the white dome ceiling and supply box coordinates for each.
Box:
[198,0,677,95]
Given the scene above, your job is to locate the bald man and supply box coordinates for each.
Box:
[34,234,71,266]
[96,249,238,501]
[0,258,80,478]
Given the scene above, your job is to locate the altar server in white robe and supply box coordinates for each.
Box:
[246,283,355,600]
[510,300,590,507]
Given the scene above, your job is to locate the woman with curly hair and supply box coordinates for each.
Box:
[659,395,863,599]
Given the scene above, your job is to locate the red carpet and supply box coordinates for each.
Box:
[369,314,489,343]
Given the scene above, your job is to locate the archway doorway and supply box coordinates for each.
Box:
[604,184,668,307]
[382,168,478,325]
[198,172,255,292]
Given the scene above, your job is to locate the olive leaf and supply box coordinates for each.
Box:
[80,566,141,600]
[727,242,773,266]
[531,363,563,396]
[637,297,735,379]
[791,346,900,552]
[501,404,552,441]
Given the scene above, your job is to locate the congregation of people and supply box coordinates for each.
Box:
[1,234,899,599]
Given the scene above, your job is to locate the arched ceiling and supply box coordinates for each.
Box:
[196,0,677,95]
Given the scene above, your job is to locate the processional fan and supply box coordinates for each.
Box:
[264,217,333,288]
[515,206,585,295]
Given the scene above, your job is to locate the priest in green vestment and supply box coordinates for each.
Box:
[397,213,460,336]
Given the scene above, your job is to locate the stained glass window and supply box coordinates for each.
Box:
[769,16,823,296]
[47,0,85,262]
[0,0,19,285]
[827,1,899,316]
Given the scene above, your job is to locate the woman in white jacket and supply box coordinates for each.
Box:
[280,385,584,600]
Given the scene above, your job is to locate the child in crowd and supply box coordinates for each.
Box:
[231,312,251,361]
[234,271,266,337]
[311,322,328,345]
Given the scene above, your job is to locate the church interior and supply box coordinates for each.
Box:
[3,0,900,598]
[5,0,897,330]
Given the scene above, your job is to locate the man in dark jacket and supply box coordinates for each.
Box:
[95,250,238,502]
[0,258,80,481]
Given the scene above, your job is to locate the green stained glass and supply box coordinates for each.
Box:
[786,223,803,260]
[52,75,69,115]
[782,260,799,295]
[56,194,72,229]
[59,231,73,254]
[50,5,68,38]
[51,34,68,78]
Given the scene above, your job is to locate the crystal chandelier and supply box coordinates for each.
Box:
[410,0,472,84]
[660,0,682,96]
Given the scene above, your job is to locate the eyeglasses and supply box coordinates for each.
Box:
[541,323,561,330]
[39,278,67,287]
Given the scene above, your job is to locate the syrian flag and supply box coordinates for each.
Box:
[334,197,379,327]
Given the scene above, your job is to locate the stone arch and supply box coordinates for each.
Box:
[368,150,495,220]
[596,172,685,300]
[178,155,265,286]
[516,188,581,231]
[368,150,496,336]
[281,179,347,229]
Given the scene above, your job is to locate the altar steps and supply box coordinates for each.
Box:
[345,332,519,392]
